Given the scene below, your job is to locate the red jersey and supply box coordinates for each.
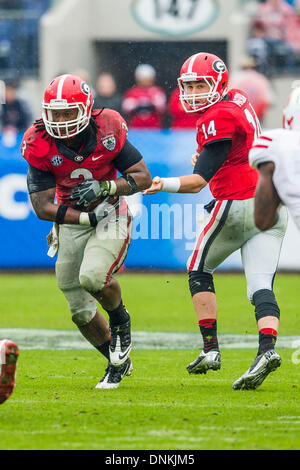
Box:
[21,109,128,206]
[122,85,166,129]
[196,89,260,200]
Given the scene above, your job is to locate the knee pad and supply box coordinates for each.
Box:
[59,286,97,326]
[79,271,106,295]
[188,271,215,297]
[253,289,280,321]
[72,309,96,327]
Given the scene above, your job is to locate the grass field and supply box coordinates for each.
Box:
[0,272,300,450]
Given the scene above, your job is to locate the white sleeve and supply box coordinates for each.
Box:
[249,132,277,169]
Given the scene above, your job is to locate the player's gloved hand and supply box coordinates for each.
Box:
[70,179,117,209]
[191,153,200,168]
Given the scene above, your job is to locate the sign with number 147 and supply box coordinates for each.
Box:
[131,0,219,37]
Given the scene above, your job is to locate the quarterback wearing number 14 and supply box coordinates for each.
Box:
[144,53,287,390]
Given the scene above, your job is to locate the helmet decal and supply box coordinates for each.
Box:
[212,60,226,73]
[81,82,90,95]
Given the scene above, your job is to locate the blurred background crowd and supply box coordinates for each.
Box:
[2,0,300,270]
[1,0,300,142]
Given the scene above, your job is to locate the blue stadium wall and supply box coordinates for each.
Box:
[0,130,243,270]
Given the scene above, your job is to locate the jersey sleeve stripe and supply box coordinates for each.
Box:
[259,136,273,141]
[252,144,269,149]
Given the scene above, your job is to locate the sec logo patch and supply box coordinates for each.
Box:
[51,155,63,166]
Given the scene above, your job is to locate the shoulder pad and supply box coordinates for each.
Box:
[259,128,287,140]
[249,130,281,169]
[254,129,287,149]
[93,108,128,152]
[226,89,249,107]
[21,125,52,167]
[201,100,235,121]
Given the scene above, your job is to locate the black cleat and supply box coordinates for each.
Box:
[109,320,132,366]
[232,349,281,390]
[95,358,133,389]
[187,349,221,374]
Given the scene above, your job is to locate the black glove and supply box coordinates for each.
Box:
[70,179,116,210]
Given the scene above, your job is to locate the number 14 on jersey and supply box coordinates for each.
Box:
[202,120,217,139]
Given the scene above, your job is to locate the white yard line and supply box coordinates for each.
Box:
[0,328,299,350]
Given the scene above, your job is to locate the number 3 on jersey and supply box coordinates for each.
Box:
[70,168,93,180]
[202,120,217,140]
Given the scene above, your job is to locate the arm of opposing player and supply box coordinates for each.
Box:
[249,132,280,230]
[254,162,281,231]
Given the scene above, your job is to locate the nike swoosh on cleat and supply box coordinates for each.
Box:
[118,346,131,361]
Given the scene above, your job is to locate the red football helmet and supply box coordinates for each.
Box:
[42,74,93,139]
[178,53,229,113]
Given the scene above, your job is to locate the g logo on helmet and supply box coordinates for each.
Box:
[212,60,226,73]
[81,82,90,95]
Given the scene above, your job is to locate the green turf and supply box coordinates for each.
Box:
[1,272,300,335]
[0,349,299,450]
[1,272,300,450]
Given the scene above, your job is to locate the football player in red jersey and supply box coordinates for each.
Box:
[0,339,19,404]
[21,74,152,389]
[122,64,167,129]
[144,53,287,390]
